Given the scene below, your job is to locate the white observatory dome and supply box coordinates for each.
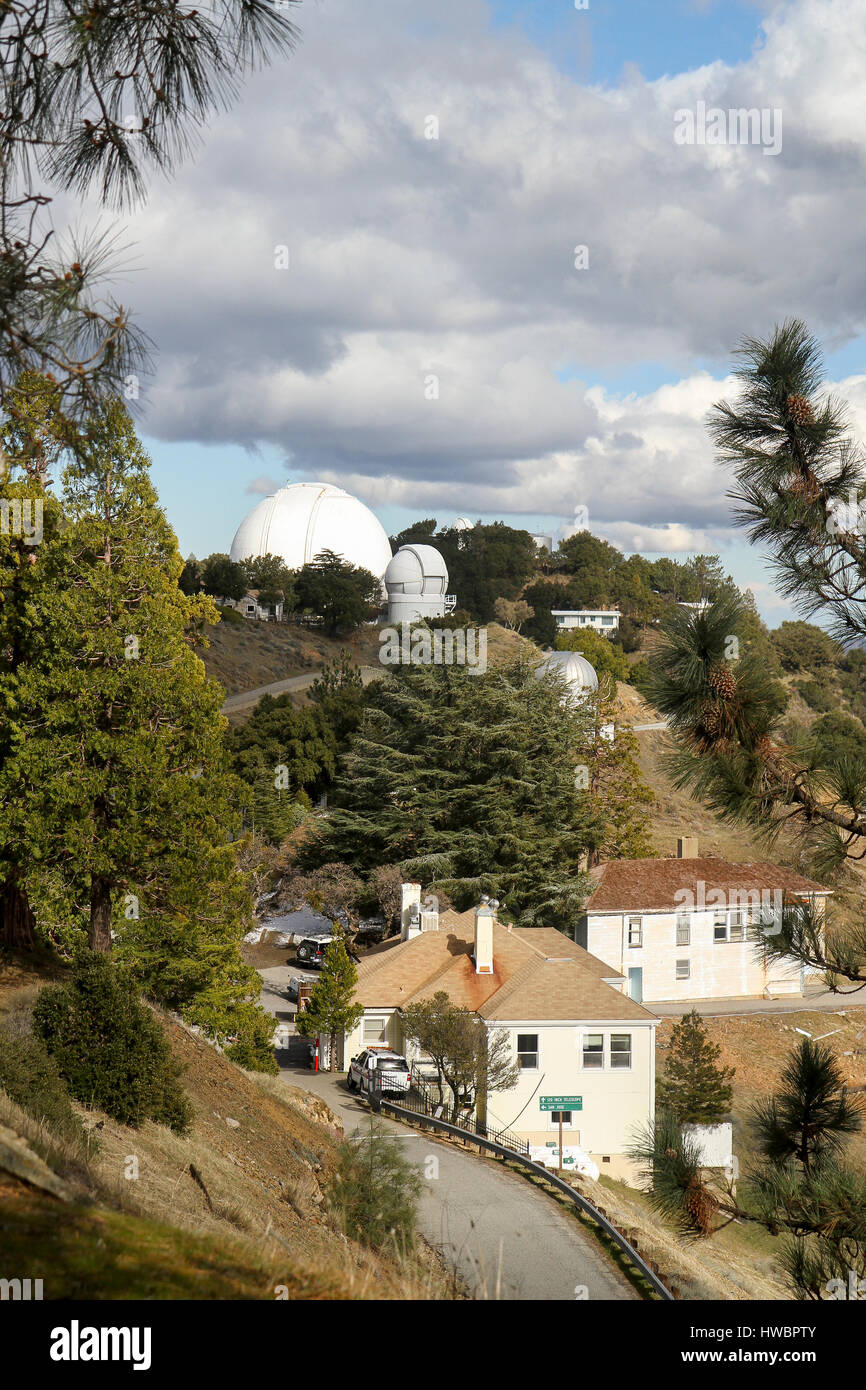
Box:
[535,650,599,703]
[385,544,451,623]
[452,517,474,531]
[230,482,393,579]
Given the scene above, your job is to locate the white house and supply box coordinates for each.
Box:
[341,887,658,1183]
[576,839,831,1004]
[223,590,284,621]
[552,609,621,636]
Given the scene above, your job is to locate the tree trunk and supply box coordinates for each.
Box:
[89,877,112,953]
[0,870,36,951]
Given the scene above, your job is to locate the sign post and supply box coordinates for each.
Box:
[539,1096,583,1176]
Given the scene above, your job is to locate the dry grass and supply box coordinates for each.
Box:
[0,950,453,1300]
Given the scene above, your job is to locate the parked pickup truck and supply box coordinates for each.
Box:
[346,1048,412,1096]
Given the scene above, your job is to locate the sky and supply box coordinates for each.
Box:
[82,0,866,627]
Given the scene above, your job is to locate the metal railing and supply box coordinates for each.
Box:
[385,1074,530,1156]
[367,1075,673,1302]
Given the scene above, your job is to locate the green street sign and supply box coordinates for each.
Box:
[539,1095,583,1111]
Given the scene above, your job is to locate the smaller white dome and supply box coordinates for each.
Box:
[535,650,599,700]
[452,517,474,531]
[384,544,448,597]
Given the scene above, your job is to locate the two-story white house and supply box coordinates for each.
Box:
[341,888,658,1183]
[552,609,621,636]
[575,840,831,1004]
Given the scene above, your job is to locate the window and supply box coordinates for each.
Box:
[713,910,728,942]
[729,910,745,942]
[627,916,643,948]
[610,1034,632,1068]
[516,1033,538,1070]
[675,912,691,946]
[676,959,690,980]
[583,1033,604,1068]
[363,1017,387,1043]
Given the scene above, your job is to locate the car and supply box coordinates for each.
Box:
[294,935,335,967]
[286,972,318,1003]
[347,1048,412,1096]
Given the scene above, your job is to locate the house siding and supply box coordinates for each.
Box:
[580,909,805,1002]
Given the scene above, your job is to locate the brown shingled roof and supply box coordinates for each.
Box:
[353,909,654,1023]
[583,858,831,913]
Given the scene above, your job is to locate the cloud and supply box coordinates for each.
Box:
[83,0,866,551]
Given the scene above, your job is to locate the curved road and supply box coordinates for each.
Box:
[259,970,636,1301]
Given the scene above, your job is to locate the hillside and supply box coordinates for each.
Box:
[0,952,447,1300]
[199,615,384,698]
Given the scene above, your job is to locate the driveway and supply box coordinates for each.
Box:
[279,1063,638,1301]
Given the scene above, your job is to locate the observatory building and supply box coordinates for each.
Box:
[384,544,455,624]
[534,649,599,704]
[230,482,393,579]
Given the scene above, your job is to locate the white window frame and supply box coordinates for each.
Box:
[675,912,691,946]
[363,1015,388,1043]
[610,1034,632,1069]
[676,958,690,980]
[547,1110,576,1130]
[516,1032,539,1070]
[627,915,643,948]
[582,1032,605,1069]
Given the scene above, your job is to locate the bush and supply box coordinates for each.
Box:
[0,1026,88,1151]
[32,953,192,1132]
[328,1120,422,1252]
[794,678,835,713]
[216,603,245,625]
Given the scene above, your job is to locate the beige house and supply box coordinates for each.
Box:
[342,892,657,1183]
[576,841,831,1005]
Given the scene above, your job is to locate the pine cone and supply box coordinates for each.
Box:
[699,701,723,738]
[786,393,815,427]
[788,470,821,504]
[684,1175,718,1236]
[753,734,775,760]
[707,663,736,700]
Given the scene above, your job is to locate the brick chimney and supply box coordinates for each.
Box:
[677,837,699,859]
[474,896,496,974]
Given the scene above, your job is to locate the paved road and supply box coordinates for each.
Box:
[222,664,381,716]
[261,966,636,1301]
[289,1067,637,1301]
[650,987,866,1018]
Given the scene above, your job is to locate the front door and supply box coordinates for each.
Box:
[628,967,643,1003]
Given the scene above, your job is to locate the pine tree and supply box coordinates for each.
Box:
[657,1010,734,1124]
[295,938,363,1072]
[751,1037,862,1174]
[304,658,604,929]
[650,320,866,991]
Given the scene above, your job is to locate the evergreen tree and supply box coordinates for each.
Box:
[751,1037,862,1174]
[632,1035,866,1298]
[295,938,363,1073]
[0,0,299,413]
[586,681,654,863]
[303,659,604,928]
[649,321,866,988]
[657,1010,734,1124]
[201,552,247,602]
[294,549,382,635]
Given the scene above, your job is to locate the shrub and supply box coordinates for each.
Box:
[0,1026,88,1152]
[32,953,192,1132]
[328,1120,422,1252]
[794,678,835,713]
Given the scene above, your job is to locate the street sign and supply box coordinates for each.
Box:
[539,1096,583,1111]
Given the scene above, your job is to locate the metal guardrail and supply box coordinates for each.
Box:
[375,1092,674,1302]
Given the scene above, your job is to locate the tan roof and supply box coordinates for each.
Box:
[583,858,832,913]
[354,909,654,1023]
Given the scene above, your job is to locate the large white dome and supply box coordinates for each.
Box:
[230,482,393,578]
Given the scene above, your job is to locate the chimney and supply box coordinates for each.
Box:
[419,893,440,933]
[677,837,698,859]
[401,882,422,941]
[474,896,496,975]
